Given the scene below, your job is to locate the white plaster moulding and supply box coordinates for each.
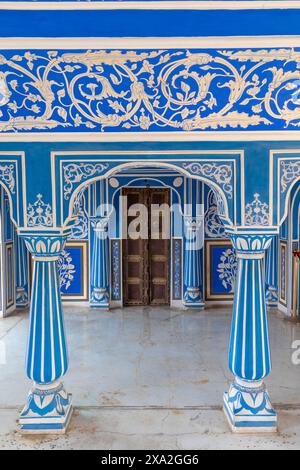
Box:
[2,131,300,142]
[2,36,300,49]
[1,2,300,11]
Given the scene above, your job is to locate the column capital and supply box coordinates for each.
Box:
[90,216,110,308]
[21,234,67,259]
[90,216,109,235]
[227,232,274,256]
[183,215,203,231]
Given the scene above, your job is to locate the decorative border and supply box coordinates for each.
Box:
[279,239,287,306]
[0,42,299,141]
[205,239,235,300]
[110,238,121,302]
[61,240,88,301]
[172,237,182,301]
[5,242,14,309]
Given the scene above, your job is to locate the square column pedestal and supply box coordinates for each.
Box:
[19,381,73,434]
[223,378,277,433]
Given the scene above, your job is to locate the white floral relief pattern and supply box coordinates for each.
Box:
[27,193,53,227]
[0,164,15,193]
[2,48,300,133]
[217,248,237,293]
[280,160,300,193]
[70,189,89,240]
[182,162,233,198]
[245,193,269,226]
[63,163,109,200]
[58,250,76,291]
[205,190,228,239]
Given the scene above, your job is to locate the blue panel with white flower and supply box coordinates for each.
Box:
[59,242,88,300]
[205,241,237,300]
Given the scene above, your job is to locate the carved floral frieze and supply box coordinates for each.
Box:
[1,48,300,133]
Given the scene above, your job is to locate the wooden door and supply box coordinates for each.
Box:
[149,189,170,305]
[122,187,170,306]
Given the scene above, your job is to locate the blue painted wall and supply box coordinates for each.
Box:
[0,9,300,37]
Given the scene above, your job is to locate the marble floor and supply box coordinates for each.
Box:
[1,305,300,449]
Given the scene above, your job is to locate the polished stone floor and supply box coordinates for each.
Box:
[1,305,300,449]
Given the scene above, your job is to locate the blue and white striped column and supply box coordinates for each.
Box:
[18,235,72,434]
[265,236,279,308]
[183,216,205,308]
[223,233,277,433]
[90,217,110,308]
[15,235,29,308]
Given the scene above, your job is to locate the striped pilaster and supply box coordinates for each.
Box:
[183,215,205,308]
[224,232,277,433]
[90,217,110,308]
[19,235,72,434]
[265,236,279,307]
[15,235,29,308]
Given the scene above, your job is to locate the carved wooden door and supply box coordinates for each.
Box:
[122,187,170,306]
[148,188,170,305]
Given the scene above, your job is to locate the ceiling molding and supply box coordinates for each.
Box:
[1,35,300,49]
[0,1,300,11]
[2,131,300,142]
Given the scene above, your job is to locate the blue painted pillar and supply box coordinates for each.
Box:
[90,217,110,308]
[265,236,279,308]
[223,233,277,433]
[183,215,205,308]
[18,235,72,434]
[15,235,29,308]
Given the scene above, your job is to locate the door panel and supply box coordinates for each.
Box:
[122,187,170,306]
[122,188,148,306]
[149,189,170,305]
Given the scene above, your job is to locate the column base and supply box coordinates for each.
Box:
[90,288,110,309]
[266,286,278,308]
[223,378,277,433]
[183,301,206,310]
[16,287,29,309]
[89,303,110,310]
[183,288,205,309]
[18,381,73,434]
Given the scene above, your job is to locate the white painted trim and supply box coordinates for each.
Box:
[2,131,300,142]
[0,1,300,11]
[2,36,300,49]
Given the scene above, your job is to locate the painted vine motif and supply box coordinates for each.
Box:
[217,248,237,293]
[1,48,300,132]
[58,250,76,291]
